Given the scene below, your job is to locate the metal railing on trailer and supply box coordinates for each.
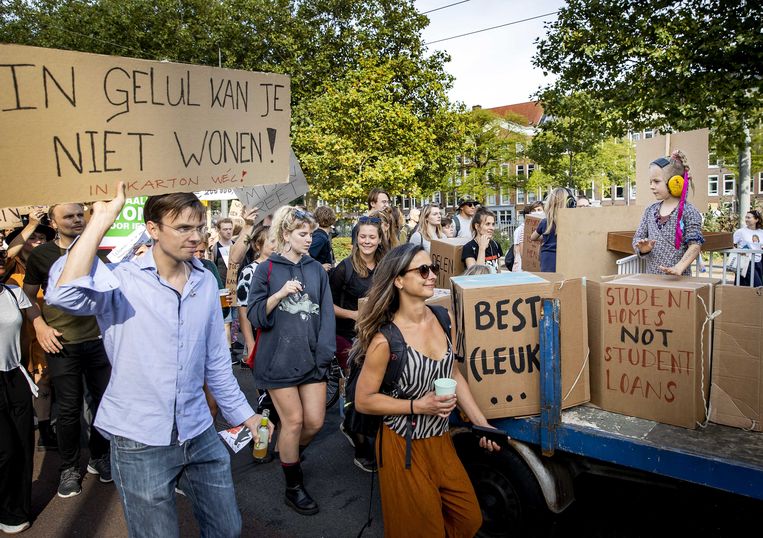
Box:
[616,248,762,287]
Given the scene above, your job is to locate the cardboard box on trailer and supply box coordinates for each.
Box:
[452,272,589,419]
[588,274,715,429]
[710,285,763,432]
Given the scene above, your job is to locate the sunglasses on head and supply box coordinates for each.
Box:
[358,216,382,224]
[293,209,313,220]
[403,263,440,279]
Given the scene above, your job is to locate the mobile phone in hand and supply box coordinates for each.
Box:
[471,425,511,451]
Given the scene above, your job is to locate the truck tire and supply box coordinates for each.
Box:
[453,432,549,537]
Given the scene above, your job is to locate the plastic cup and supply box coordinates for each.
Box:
[219,289,230,308]
[434,377,457,396]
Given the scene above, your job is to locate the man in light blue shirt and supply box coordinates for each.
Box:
[46,184,269,537]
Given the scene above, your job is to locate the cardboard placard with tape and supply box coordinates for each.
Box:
[710,285,762,432]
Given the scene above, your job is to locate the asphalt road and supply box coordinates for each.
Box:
[22,362,761,537]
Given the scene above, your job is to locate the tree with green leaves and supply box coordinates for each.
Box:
[293,58,462,207]
[454,108,531,202]
[534,0,762,224]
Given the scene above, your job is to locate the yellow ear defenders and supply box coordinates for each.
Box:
[668,175,685,198]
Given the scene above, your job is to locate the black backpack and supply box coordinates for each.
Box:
[342,304,451,469]
[504,246,515,271]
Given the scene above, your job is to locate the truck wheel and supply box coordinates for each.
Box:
[454,433,548,537]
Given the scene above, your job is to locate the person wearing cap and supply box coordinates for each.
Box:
[454,196,479,239]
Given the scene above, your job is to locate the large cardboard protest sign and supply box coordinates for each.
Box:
[430,237,470,289]
[589,274,713,429]
[233,150,308,224]
[710,285,763,432]
[556,206,644,280]
[521,215,542,272]
[0,44,291,207]
[452,272,589,419]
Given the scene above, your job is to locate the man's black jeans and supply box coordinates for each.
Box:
[47,339,111,472]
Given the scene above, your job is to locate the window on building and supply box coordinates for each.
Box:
[631,132,641,142]
[527,189,537,203]
[500,188,512,206]
[516,189,525,204]
[614,186,624,200]
[759,172,763,194]
[487,191,497,206]
[500,163,510,177]
[708,150,719,168]
[601,186,612,200]
[432,191,442,204]
[585,181,595,201]
[644,129,654,139]
[708,175,719,196]
[515,142,525,154]
[723,174,735,196]
[527,164,535,178]
[516,164,525,176]
[630,182,636,199]
[750,175,755,194]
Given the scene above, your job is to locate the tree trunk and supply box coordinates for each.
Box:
[738,122,752,227]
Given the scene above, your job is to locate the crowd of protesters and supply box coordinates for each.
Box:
[1,149,741,536]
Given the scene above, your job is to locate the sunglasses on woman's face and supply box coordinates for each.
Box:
[403,263,440,279]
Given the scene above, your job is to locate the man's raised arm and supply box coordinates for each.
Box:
[57,182,126,286]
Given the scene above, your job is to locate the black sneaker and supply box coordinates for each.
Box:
[339,423,355,448]
[87,455,113,483]
[353,456,377,473]
[57,468,82,498]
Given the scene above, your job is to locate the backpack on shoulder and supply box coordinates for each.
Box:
[342,305,451,469]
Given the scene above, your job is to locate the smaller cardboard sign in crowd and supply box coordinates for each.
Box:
[430,238,469,289]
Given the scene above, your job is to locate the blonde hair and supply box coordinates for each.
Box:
[270,206,317,253]
[419,205,444,242]
[369,207,400,250]
[543,188,568,236]
[463,264,491,276]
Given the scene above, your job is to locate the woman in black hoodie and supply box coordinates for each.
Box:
[248,206,336,515]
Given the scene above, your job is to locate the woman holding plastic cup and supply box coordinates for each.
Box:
[353,243,500,537]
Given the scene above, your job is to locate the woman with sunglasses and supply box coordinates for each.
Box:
[0,248,38,534]
[330,217,385,471]
[248,206,335,515]
[733,210,763,287]
[462,207,504,273]
[354,243,499,537]
[408,205,445,253]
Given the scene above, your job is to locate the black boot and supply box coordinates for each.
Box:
[282,462,318,515]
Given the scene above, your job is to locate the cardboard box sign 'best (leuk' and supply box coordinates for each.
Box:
[589,275,714,429]
[0,44,291,207]
[452,272,589,419]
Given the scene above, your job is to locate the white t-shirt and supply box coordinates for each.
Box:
[734,227,763,262]
[455,214,472,239]
[0,285,32,372]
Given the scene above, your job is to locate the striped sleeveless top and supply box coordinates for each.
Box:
[384,339,453,440]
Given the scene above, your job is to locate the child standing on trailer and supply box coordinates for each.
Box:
[632,150,704,275]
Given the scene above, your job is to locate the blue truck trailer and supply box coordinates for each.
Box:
[452,298,763,537]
